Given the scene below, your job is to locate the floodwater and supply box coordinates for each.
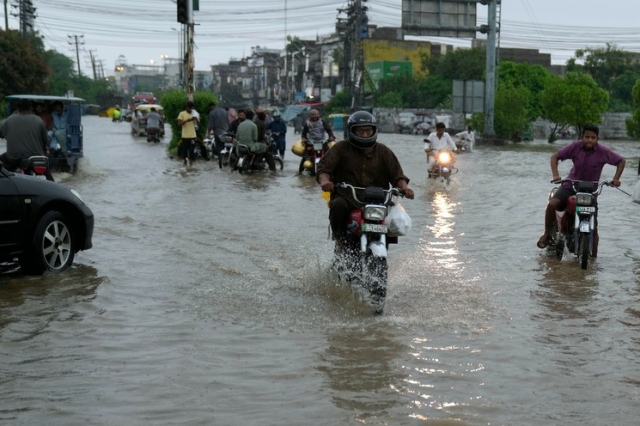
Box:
[1,117,640,425]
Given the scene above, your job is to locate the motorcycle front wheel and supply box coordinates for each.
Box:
[579,233,590,269]
[364,256,388,314]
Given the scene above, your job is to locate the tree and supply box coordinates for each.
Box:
[539,72,609,140]
[324,89,352,115]
[424,47,486,81]
[567,43,640,111]
[0,29,50,98]
[377,91,403,108]
[498,61,552,121]
[625,79,640,139]
[494,84,530,141]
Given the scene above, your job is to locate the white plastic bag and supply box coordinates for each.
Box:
[386,203,412,237]
[632,180,640,204]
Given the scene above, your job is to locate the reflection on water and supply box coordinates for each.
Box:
[317,324,407,418]
[531,256,599,320]
[0,265,106,335]
[420,190,462,273]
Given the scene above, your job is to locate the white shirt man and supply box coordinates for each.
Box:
[424,125,457,168]
[455,127,475,151]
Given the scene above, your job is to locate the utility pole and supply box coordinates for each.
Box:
[89,50,97,80]
[68,34,84,77]
[4,0,9,30]
[483,0,498,137]
[14,0,36,37]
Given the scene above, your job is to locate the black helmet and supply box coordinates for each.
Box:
[347,111,378,149]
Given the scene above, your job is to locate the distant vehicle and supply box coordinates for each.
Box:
[130,104,165,138]
[5,94,85,174]
[132,92,156,106]
[0,161,94,274]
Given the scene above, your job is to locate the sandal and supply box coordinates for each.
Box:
[536,235,550,249]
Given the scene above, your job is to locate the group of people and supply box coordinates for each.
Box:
[174,101,627,261]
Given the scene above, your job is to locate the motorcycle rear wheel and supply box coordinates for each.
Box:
[579,233,589,269]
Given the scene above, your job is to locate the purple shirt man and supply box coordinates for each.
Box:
[558,140,624,183]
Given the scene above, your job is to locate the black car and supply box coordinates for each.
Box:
[0,162,94,274]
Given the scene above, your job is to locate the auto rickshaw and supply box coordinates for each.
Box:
[131,104,165,137]
[5,94,85,174]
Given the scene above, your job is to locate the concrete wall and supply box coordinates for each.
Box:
[373,108,466,134]
[531,112,632,140]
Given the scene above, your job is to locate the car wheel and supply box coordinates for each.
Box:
[20,211,75,275]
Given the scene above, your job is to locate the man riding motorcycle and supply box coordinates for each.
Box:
[537,124,625,257]
[0,98,55,181]
[301,109,336,152]
[316,111,414,254]
[424,122,458,171]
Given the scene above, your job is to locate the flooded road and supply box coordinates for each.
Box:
[1,117,639,425]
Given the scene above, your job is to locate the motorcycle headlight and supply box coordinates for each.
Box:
[438,152,451,163]
[364,205,386,221]
[576,193,593,206]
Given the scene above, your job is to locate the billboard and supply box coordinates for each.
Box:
[402,0,477,38]
[365,61,413,91]
[452,80,484,113]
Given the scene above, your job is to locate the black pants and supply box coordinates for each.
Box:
[328,195,360,241]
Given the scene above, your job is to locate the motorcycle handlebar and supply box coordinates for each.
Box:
[336,182,405,204]
[550,179,611,194]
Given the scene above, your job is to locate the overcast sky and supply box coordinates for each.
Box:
[4,0,640,78]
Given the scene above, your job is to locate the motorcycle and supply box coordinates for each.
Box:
[4,155,50,179]
[427,149,457,184]
[217,133,237,169]
[546,179,612,269]
[331,183,407,315]
[455,138,472,153]
[298,138,326,176]
[146,127,160,143]
[236,135,283,174]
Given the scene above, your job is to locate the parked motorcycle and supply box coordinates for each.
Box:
[236,137,283,174]
[546,179,612,269]
[427,149,457,184]
[3,155,50,179]
[331,183,407,314]
[216,133,237,169]
[298,138,326,176]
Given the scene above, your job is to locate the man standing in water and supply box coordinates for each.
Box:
[537,124,625,257]
[177,101,198,166]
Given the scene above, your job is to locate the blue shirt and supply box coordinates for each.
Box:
[52,111,68,131]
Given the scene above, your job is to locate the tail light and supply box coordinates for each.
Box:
[33,166,48,175]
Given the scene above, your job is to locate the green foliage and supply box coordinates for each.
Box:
[0,29,50,98]
[373,74,451,108]
[567,44,640,112]
[494,84,530,140]
[377,91,403,108]
[539,72,609,137]
[625,79,640,139]
[161,91,218,152]
[424,47,486,81]
[285,35,304,53]
[324,89,352,116]
[469,113,485,134]
[498,61,552,121]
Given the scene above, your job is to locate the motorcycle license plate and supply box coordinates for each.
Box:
[576,206,596,213]
[361,224,387,233]
[313,143,323,151]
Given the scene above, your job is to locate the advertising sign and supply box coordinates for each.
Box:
[402,0,477,38]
